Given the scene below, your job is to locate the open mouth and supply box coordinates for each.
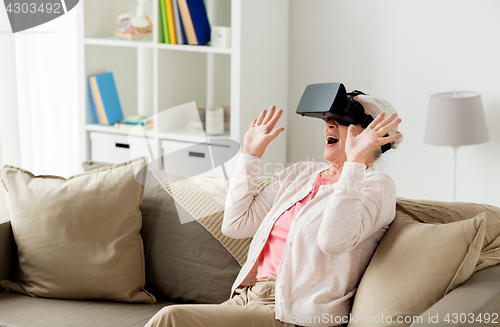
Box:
[326,135,339,145]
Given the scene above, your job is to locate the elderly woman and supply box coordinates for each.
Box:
[145,90,402,327]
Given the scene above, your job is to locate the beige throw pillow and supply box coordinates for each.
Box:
[0,157,156,303]
[348,211,486,327]
[397,197,500,272]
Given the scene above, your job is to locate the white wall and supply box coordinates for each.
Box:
[287,0,500,206]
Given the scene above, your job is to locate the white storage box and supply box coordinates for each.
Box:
[90,132,154,164]
[160,139,239,177]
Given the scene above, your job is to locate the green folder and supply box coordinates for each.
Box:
[159,0,170,43]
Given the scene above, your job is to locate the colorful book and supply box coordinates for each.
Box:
[177,0,198,44]
[165,0,177,44]
[88,72,124,126]
[159,0,170,43]
[177,0,188,44]
[186,0,211,45]
[172,0,186,44]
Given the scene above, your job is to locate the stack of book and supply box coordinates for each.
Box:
[114,116,154,131]
[159,0,211,45]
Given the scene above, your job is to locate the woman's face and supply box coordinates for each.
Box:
[323,119,365,165]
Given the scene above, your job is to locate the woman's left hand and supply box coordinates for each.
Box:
[345,113,402,165]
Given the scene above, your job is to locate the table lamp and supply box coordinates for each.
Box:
[424,91,489,201]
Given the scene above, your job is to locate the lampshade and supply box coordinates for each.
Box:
[424,92,490,146]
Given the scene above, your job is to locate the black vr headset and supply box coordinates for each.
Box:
[296,82,391,153]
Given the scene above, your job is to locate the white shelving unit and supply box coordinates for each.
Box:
[78,0,289,175]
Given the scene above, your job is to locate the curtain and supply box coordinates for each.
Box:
[0,140,5,217]
[14,7,80,178]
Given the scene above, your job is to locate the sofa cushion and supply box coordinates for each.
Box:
[410,263,500,327]
[151,170,272,266]
[397,198,500,272]
[82,161,242,304]
[0,219,15,282]
[0,158,155,303]
[0,292,171,327]
[348,211,486,327]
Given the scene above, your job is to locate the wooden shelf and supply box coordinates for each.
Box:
[84,37,154,48]
[157,129,230,143]
[86,124,229,144]
[156,43,232,54]
[85,37,232,54]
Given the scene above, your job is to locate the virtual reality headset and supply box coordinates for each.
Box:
[296,83,374,127]
[296,82,392,153]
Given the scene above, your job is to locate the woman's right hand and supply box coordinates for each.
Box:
[242,105,285,158]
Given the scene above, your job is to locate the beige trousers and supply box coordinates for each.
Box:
[144,278,297,327]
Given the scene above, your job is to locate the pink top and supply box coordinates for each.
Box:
[256,173,338,280]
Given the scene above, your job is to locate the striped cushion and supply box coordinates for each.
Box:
[152,170,271,266]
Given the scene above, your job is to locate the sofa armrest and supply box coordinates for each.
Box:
[411,264,500,327]
[0,218,16,283]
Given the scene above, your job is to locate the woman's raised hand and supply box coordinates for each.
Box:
[242,105,285,158]
[345,113,402,166]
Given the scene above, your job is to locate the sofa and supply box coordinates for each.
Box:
[1,159,500,327]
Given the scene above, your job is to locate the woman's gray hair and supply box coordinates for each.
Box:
[351,94,403,160]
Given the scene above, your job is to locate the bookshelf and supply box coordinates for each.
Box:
[78,0,289,175]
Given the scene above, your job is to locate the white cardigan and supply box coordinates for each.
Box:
[222,153,397,327]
